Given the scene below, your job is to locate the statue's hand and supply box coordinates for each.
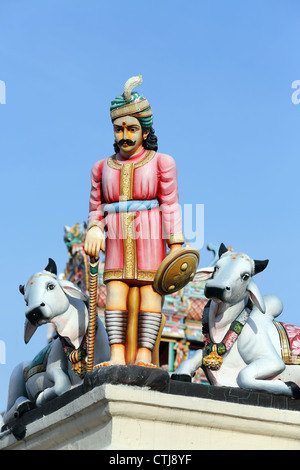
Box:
[84,226,105,257]
[169,243,182,254]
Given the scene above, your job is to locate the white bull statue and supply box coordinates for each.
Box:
[2,259,110,426]
[173,244,300,398]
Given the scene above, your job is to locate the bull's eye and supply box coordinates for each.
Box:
[242,273,250,281]
[47,283,55,291]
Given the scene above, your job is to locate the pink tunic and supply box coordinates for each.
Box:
[88,148,184,284]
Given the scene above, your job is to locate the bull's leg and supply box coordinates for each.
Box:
[237,357,294,396]
[2,361,34,425]
[35,368,72,406]
[172,349,204,380]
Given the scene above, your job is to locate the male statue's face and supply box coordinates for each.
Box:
[113,116,149,158]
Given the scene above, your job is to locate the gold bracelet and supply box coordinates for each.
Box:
[166,233,185,246]
[87,220,104,231]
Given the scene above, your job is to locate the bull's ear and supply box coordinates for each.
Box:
[247,279,266,313]
[58,279,88,301]
[24,319,38,344]
[253,259,269,275]
[218,243,228,258]
[193,266,215,282]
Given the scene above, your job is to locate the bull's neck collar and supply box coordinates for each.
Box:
[204,297,253,349]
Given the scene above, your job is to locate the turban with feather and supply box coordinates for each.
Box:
[110,75,153,129]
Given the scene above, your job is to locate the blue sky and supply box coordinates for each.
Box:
[0,0,299,412]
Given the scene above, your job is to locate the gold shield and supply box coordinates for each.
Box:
[153,247,200,296]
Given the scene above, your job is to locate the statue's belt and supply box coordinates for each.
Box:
[103,199,159,215]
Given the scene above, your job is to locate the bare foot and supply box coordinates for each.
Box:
[94,344,126,368]
[137,361,157,368]
[93,361,111,368]
[93,358,126,368]
[135,347,154,367]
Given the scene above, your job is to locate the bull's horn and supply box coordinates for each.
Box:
[19,284,25,295]
[218,243,228,258]
[253,259,269,275]
[44,258,57,276]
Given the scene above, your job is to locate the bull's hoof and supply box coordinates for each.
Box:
[171,373,192,383]
[14,400,36,418]
[286,381,300,399]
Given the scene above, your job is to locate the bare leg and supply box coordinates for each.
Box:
[136,284,162,367]
[95,281,129,367]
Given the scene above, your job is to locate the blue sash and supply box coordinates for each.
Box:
[103,199,159,215]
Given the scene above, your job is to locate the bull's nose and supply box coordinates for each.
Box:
[205,286,225,300]
[26,306,44,325]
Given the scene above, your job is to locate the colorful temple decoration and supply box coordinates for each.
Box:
[63,223,221,384]
[64,223,89,293]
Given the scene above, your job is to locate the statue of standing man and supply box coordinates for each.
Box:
[84,76,184,367]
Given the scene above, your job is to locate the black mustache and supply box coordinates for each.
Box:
[117,139,136,147]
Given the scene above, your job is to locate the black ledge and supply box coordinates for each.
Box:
[2,365,300,439]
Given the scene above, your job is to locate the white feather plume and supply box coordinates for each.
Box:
[123,75,143,102]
